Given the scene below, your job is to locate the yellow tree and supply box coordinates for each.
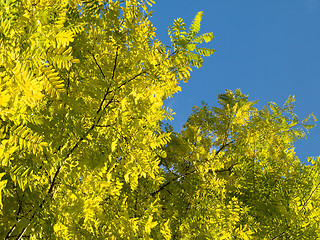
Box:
[1,0,319,239]
[159,91,320,239]
[0,0,214,238]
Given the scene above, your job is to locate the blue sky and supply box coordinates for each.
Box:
[151,0,320,162]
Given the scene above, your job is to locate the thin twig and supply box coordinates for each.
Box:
[151,169,196,197]
[11,47,122,238]
[7,41,181,238]
[271,230,286,240]
[116,69,148,90]
[302,181,320,211]
[214,140,235,157]
[13,124,96,239]
[271,181,320,240]
[66,70,71,97]
[96,47,118,114]
[92,53,106,79]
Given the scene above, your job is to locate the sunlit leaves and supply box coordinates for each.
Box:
[1,0,318,239]
[0,0,215,239]
[0,172,6,209]
[160,89,319,238]
[168,11,215,69]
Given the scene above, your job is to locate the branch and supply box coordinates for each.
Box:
[214,140,235,157]
[215,164,237,173]
[10,48,121,237]
[116,69,148,90]
[96,47,118,114]
[151,169,196,197]
[4,224,16,239]
[66,70,71,97]
[271,230,287,240]
[95,94,116,125]
[8,43,180,238]
[93,124,112,128]
[151,140,236,197]
[271,181,320,240]
[16,221,31,240]
[11,125,95,239]
[48,125,95,195]
[302,181,320,211]
[116,49,179,91]
[92,53,106,79]
[151,176,179,197]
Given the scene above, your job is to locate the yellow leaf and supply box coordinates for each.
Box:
[0,173,7,209]
[71,59,80,63]
[111,140,117,152]
[145,216,157,234]
[0,91,11,107]
[40,142,48,147]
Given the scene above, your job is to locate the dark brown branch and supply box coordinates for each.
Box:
[93,124,112,128]
[111,47,118,81]
[11,48,121,238]
[4,224,16,239]
[215,164,236,173]
[151,169,196,197]
[9,42,180,239]
[92,53,106,79]
[116,69,148,91]
[12,124,95,239]
[271,230,287,240]
[302,181,320,211]
[48,124,95,195]
[115,49,178,91]
[66,70,71,97]
[96,47,118,114]
[96,88,111,115]
[151,140,236,197]
[271,181,320,239]
[151,175,179,197]
[214,140,235,157]
[95,94,116,125]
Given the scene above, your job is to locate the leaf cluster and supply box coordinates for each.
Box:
[0,0,319,239]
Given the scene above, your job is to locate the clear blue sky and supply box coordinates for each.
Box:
[151,0,320,162]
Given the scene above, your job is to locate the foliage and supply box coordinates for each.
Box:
[0,0,213,238]
[160,91,319,239]
[0,0,319,239]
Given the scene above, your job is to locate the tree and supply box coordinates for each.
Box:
[159,91,320,239]
[0,0,319,239]
[0,0,214,238]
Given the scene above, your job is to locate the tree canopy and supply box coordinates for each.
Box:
[0,0,319,239]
